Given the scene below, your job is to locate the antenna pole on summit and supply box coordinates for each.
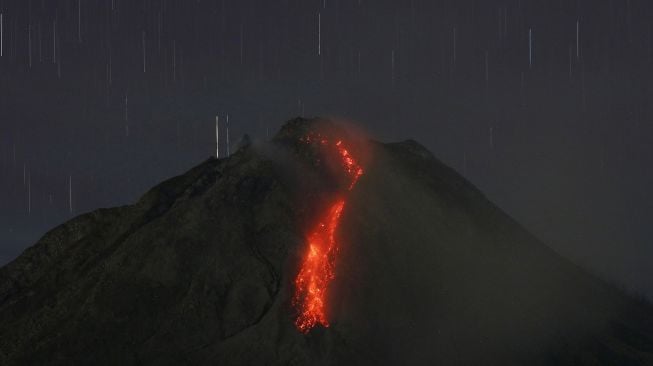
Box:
[215,115,220,158]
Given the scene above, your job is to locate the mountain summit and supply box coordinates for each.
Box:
[1,118,652,365]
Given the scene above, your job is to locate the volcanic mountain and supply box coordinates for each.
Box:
[1,118,652,365]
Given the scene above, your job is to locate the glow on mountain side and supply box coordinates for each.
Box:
[292,134,364,333]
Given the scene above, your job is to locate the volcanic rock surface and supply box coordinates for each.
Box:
[1,118,652,365]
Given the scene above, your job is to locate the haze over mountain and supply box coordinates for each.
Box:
[1,118,652,365]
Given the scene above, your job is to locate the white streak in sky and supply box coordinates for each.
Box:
[576,19,580,60]
[569,45,573,78]
[109,51,112,85]
[28,173,31,214]
[39,22,42,62]
[173,40,176,82]
[142,31,146,73]
[528,28,533,68]
[391,49,395,86]
[78,0,82,42]
[453,27,457,66]
[53,20,56,64]
[28,23,32,68]
[158,12,162,54]
[357,51,361,73]
[125,95,129,137]
[485,51,489,83]
[490,127,494,148]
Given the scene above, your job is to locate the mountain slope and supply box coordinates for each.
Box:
[1,118,652,365]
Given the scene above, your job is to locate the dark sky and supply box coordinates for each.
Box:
[0,0,651,298]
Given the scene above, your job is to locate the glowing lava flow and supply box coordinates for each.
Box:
[293,135,364,333]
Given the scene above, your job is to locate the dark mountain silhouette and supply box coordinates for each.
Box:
[1,118,652,365]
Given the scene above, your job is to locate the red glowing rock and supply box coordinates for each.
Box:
[292,135,364,333]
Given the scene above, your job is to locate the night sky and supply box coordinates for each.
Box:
[0,0,651,298]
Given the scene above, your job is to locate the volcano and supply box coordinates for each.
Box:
[1,118,652,365]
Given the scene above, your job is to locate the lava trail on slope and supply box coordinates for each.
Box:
[292,134,364,334]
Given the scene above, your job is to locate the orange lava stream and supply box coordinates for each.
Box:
[293,135,364,333]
